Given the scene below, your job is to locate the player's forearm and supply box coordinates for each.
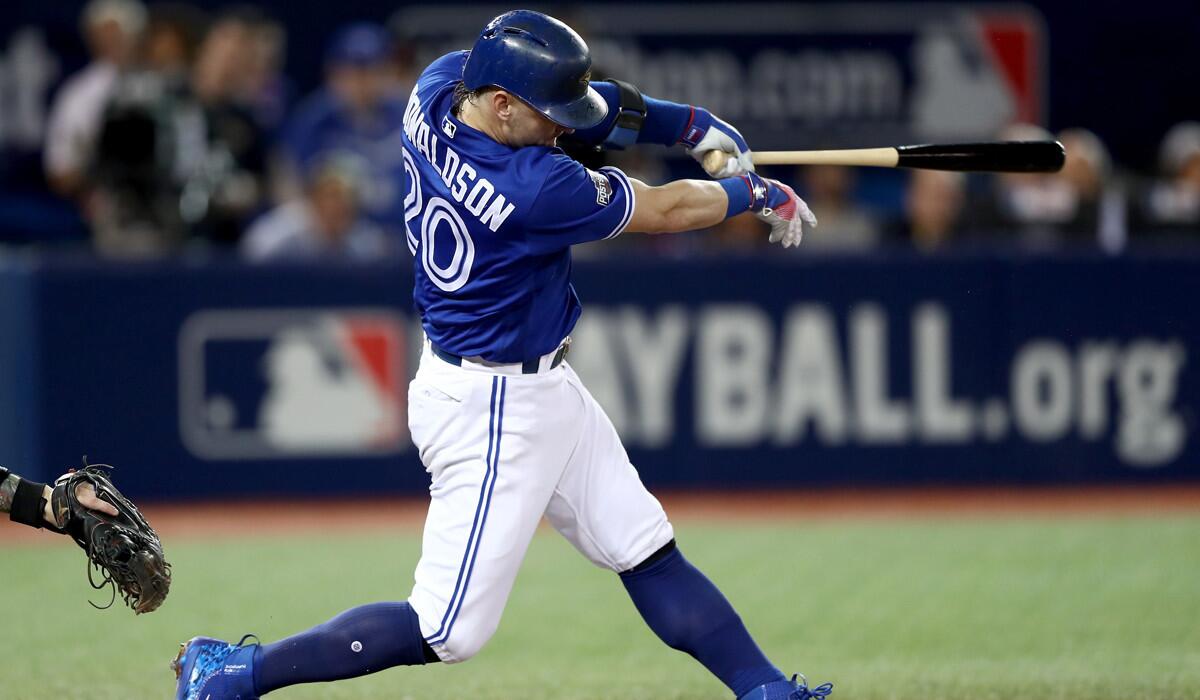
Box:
[627,179,732,234]
[1,467,57,526]
[657,179,730,232]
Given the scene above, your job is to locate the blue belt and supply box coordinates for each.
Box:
[431,341,570,374]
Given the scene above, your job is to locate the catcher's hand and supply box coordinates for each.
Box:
[48,462,171,614]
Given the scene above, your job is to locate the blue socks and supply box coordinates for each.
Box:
[620,543,787,697]
[232,551,782,696]
[253,601,435,695]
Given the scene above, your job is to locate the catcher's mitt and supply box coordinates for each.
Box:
[49,462,171,614]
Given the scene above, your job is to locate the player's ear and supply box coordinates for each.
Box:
[492,91,513,122]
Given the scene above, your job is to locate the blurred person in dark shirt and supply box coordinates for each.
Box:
[1136,121,1200,238]
[242,154,389,262]
[185,8,270,246]
[85,3,201,257]
[274,22,408,238]
[236,17,291,136]
[87,6,271,256]
[44,0,145,198]
[891,169,967,252]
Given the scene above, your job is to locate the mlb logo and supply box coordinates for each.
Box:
[178,309,408,459]
[441,115,457,138]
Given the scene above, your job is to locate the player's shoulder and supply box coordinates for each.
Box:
[521,149,630,217]
[517,147,585,178]
[418,51,469,88]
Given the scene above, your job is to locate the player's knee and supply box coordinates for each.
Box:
[436,624,497,664]
[437,638,483,664]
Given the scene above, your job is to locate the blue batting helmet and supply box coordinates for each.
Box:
[462,10,607,130]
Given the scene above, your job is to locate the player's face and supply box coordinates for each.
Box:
[504,94,572,147]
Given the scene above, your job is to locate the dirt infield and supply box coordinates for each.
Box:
[3,485,1199,546]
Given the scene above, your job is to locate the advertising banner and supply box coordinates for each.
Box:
[1,253,1196,499]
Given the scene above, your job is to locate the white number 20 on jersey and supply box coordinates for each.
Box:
[404,149,475,293]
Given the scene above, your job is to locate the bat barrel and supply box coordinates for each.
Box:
[896,141,1065,173]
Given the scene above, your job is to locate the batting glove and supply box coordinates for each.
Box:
[680,107,754,178]
[758,178,817,248]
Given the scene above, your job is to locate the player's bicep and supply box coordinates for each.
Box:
[525,160,636,253]
[624,177,669,234]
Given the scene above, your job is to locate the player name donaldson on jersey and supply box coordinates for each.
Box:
[403,92,516,233]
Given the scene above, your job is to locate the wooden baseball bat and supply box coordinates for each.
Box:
[702,141,1065,173]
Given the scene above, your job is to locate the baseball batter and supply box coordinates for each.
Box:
[173,11,829,700]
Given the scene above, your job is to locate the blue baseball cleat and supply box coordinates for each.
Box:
[171,635,260,700]
[738,673,833,700]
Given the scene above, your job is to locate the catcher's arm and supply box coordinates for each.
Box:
[3,463,171,614]
[1,465,118,527]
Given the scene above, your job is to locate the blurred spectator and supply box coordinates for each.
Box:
[892,170,967,252]
[242,155,389,262]
[86,7,272,257]
[186,8,270,245]
[794,165,879,251]
[704,213,772,254]
[87,67,196,257]
[1136,121,1200,237]
[976,123,1122,249]
[235,16,291,135]
[140,3,206,81]
[1057,127,1127,253]
[44,0,145,198]
[274,22,408,237]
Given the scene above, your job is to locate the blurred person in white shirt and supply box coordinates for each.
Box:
[978,123,1121,249]
[43,0,145,198]
[1137,121,1200,237]
[242,154,389,262]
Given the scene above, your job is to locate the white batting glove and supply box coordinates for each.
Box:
[757,179,817,248]
[679,107,755,178]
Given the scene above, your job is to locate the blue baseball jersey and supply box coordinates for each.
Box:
[402,52,635,363]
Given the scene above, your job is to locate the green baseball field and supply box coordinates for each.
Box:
[3,490,1199,700]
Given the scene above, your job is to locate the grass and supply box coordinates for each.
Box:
[3,515,1199,699]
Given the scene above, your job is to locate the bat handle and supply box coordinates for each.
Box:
[701,150,727,176]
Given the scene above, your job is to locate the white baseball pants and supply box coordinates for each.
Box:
[406,343,675,663]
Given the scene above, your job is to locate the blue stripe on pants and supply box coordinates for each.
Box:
[426,376,506,647]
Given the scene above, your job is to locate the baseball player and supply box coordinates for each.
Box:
[173,11,829,700]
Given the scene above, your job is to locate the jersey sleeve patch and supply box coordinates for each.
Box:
[589,169,613,206]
